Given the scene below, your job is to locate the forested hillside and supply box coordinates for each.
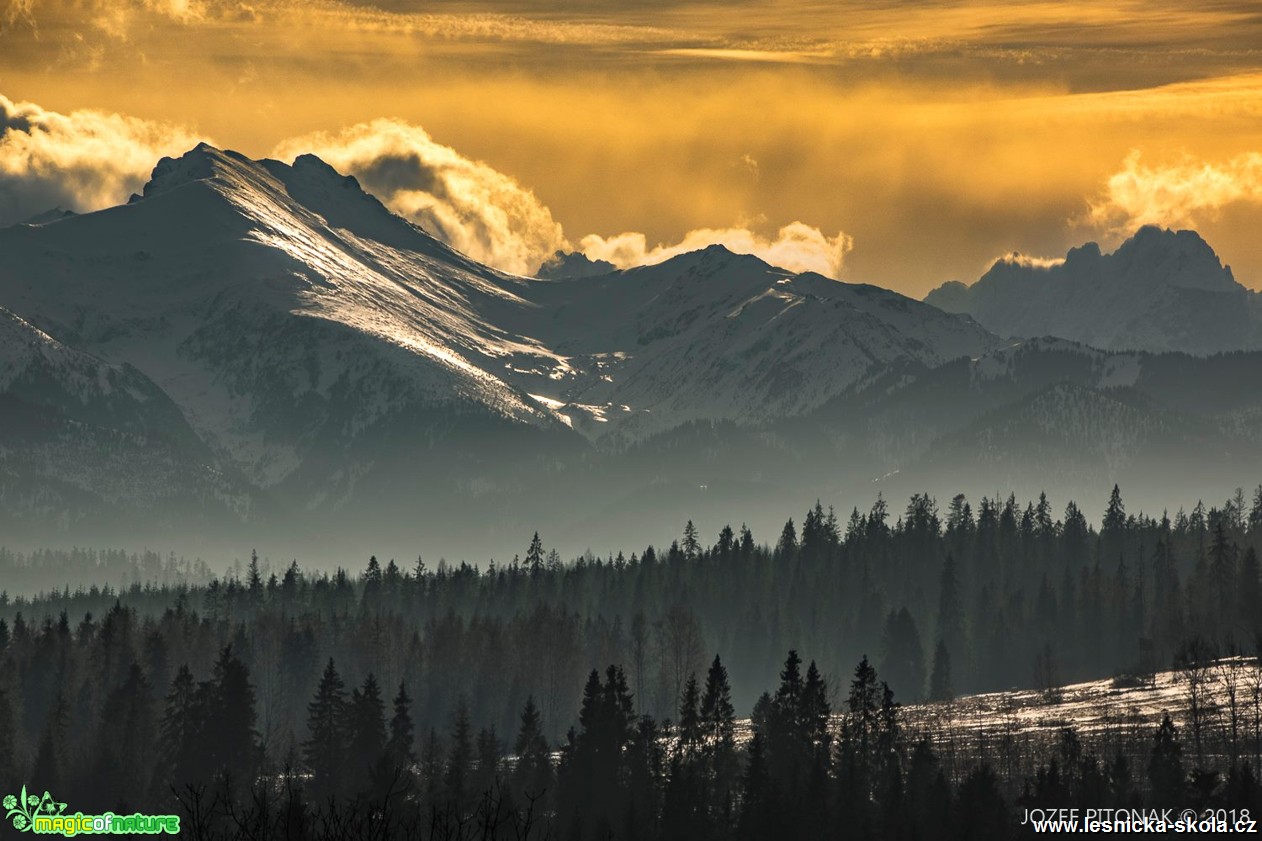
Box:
[1,483,1260,837]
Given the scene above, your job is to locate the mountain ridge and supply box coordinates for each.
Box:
[925,226,1262,354]
[0,144,1002,555]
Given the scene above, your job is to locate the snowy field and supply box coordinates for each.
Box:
[732,658,1262,779]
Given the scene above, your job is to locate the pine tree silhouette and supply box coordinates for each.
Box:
[303,658,348,799]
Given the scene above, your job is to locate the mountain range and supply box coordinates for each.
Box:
[0,144,1257,562]
[925,226,1262,354]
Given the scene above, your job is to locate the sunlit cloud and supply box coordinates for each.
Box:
[273,119,850,278]
[988,253,1066,271]
[1089,150,1262,234]
[2,0,240,36]
[0,93,204,226]
[579,222,853,279]
[273,119,566,276]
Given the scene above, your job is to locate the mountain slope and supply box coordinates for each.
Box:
[0,143,1003,555]
[516,247,1001,442]
[925,227,1262,354]
[783,337,1262,509]
[0,306,260,536]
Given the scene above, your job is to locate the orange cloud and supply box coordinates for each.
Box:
[580,222,853,279]
[1089,150,1262,234]
[273,119,566,276]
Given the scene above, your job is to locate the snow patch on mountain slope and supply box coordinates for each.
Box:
[0,144,1002,489]
[0,306,136,400]
[0,144,576,486]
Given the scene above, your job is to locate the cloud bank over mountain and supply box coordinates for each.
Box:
[579,222,852,278]
[0,94,204,226]
[4,91,1259,288]
[273,119,568,277]
[1,94,853,278]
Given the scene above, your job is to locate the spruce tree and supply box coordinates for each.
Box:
[682,520,701,561]
[31,691,69,794]
[386,681,416,769]
[677,674,702,758]
[346,673,386,788]
[700,655,737,828]
[247,549,263,596]
[92,662,156,809]
[201,645,260,790]
[303,658,348,799]
[700,655,735,752]
[526,532,545,576]
[512,696,553,803]
[1148,713,1186,806]
[419,728,444,809]
[775,519,798,559]
[157,665,199,791]
[473,726,501,797]
[445,700,474,808]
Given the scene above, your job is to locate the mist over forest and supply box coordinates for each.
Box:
[3,482,1262,837]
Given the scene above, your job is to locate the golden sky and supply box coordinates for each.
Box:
[2,0,1262,293]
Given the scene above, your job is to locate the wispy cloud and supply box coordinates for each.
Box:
[1089,150,1262,234]
[580,222,853,279]
[988,252,1066,271]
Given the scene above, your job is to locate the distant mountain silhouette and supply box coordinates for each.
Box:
[925,226,1262,354]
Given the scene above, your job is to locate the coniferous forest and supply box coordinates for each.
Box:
[3,484,1262,838]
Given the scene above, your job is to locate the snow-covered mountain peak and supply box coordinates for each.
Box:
[142,143,252,198]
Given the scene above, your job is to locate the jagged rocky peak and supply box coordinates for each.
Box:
[923,226,1257,353]
[1109,225,1236,291]
[536,250,616,279]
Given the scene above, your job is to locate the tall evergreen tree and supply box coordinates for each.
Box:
[881,607,926,701]
[156,665,200,792]
[473,726,501,797]
[678,674,702,758]
[512,696,553,804]
[775,519,798,559]
[200,645,260,790]
[928,640,953,703]
[246,549,263,596]
[386,681,416,770]
[682,520,702,561]
[91,662,156,809]
[346,673,387,788]
[526,532,545,576]
[445,700,474,809]
[1148,713,1186,807]
[31,690,69,794]
[303,658,348,799]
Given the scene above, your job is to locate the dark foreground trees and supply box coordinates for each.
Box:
[119,650,1261,841]
[4,483,1262,837]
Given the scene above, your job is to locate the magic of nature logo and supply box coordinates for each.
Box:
[3,785,179,836]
